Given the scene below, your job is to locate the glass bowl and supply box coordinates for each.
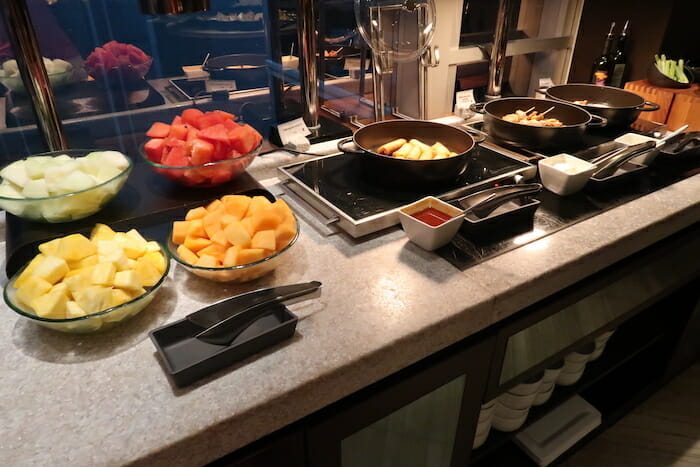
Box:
[140,140,262,188]
[0,149,133,223]
[166,214,299,283]
[3,243,170,334]
[0,69,73,94]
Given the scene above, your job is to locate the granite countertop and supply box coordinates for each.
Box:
[1,144,699,467]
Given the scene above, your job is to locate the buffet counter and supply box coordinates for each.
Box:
[1,143,699,466]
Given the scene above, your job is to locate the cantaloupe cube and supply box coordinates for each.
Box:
[210,230,230,247]
[97,240,130,271]
[183,235,211,253]
[32,255,69,284]
[92,262,116,286]
[143,251,167,275]
[269,199,294,223]
[15,254,45,288]
[16,276,53,307]
[247,196,272,216]
[221,214,237,226]
[224,220,251,248]
[222,245,241,267]
[198,243,227,261]
[249,209,284,232]
[275,221,297,250]
[56,234,97,262]
[90,224,116,243]
[67,254,99,271]
[206,199,224,213]
[203,211,223,238]
[38,238,61,257]
[186,219,206,238]
[185,206,208,221]
[66,300,87,318]
[251,230,276,251]
[222,195,251,220]
[172,221,190,245]
[134,257,163,287]
[114,270,143,291]
[30,286,68,319]
[74,285,112,315]
[238,248,266,265]
[195,254,219,268]
[177,245,200,264]
[240,217,257,237]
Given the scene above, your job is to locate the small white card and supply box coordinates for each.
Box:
[454,89,476,118]
[277,117,312,146]
[205,80,237,92]
[538,77,554,89]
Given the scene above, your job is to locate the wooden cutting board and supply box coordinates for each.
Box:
[625,80,700,131]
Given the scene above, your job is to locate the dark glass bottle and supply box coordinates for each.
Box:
[591,22,616,86]
[609,20,629,87]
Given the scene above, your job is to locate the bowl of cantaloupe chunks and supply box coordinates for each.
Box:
[167,194,299,283]
[3,224,170,333]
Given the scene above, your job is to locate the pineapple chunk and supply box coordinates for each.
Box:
[32,255,69,284]
[91,262,116,286]
[125,228,147,244]
[114,232,147,259]
[66,300,87,319]
[251,230,276,251]
[142,251,167,275]
[64,267,96,296]
[30,286,68,319]
[97,240,130,271]
[16,276,53,307]
[144,241,161,253]
[134,257,163,287]
[38,238,62,256]
[90,223,116,242]
[109,288,134,308]
[74,286,112,315]
[56,234,96,261]
[67,254,99,271]
[113,270,143,291]
[14,254,45,289]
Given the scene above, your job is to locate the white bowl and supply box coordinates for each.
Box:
[509,371,545,395]
[493,411,529,432]
[398,196,464,251]
[595,329,616,344]
[476,416,492,436]
[556,367,586,386]
[589,340,609,361]
[542,361,564,385]
[562,359,587,373]
[532,383,555,406]
[495,401,530,419]
[538,154,597,196]
[614,133,661,165]
[481,398,496,409]
[473,426,490,449]
[565,343,596,363]
[498,391,537,410]
[479,403,496,423]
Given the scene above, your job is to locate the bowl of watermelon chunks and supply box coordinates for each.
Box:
[142,108,263,187]
[85,41,152,89]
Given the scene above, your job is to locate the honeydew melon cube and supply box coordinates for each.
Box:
[30,286,68,319]
[21,179,48,198]
[90,223,116,242]
[56,234,96,262]
[24,156,53,180]
[96,151,130,171]
[55,170,96,194]
[0,160,29,187]
[32,255,69,284]
[66,300,87,319]
[15,254,45,288]
[91,262,116,286]
[2,59,18,75]
[97,240,130,271]
[0,182,26,215]
[52,59,72,73]
[113,270,143,291]
[94,165,122,184]
[40,203,72,222]
[15,276,53,307]
[134,256,162,286]
[53,154,73,163]
[74,285,112,315]
[0,181,23,198]
[79,157,102,176]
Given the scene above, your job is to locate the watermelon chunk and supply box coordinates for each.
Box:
[144,138,165,163]
[190,138,215,165]
[168,124,189,141]
[162,145,189,167]
[182,108,204,128]
[199,123,231,144]
[146,122,170,138]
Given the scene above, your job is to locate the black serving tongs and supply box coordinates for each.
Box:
[189,281,322,346]
[591,141,657,179]
[456,183,542,219]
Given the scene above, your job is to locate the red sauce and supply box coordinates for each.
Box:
[411,207,453,226]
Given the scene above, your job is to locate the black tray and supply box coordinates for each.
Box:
[4,161,272,277]
[149,302,298,387]
[460,198,540,238]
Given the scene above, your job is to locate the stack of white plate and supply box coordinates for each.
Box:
[533,360,563,406]
[590,329,615,361]
[557,343,596,386]
[473,399,496,449]
[493,372,544,432]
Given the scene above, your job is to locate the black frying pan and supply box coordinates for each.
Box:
[471,97,606,150]
[337,120,480,187]
[543,84,659,128]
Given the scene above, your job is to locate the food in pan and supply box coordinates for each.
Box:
[377,138,458,160]
[501,109,564,127]
[572,99,608,108]
[172,195,297,269]
[573,100,588,105]
[10,226,167,320]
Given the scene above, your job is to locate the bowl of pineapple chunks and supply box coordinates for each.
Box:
[167,194,299,283]
[0,149,132,223]
[3,224,170,333]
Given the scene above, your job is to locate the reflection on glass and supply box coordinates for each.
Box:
[341,375,465,467]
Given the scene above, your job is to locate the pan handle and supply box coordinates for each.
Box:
[586,114,608,128]
[337,137,363,154]
[469,102,486,114]
[638,101,660,112]
[462,125,487,143]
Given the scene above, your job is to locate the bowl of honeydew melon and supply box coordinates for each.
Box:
[3,224,170,333]
[0,58,75,94]
[0,149,132,222]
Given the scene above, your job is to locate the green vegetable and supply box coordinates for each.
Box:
[654,55,690,83]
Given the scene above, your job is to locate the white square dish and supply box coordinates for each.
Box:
[398,197,464,251]
[538,154,597,196]
[614,133,661,165]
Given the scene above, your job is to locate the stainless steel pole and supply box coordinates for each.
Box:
[1,0,68,150]
[485,0,514,100]
[297,0,320,130]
